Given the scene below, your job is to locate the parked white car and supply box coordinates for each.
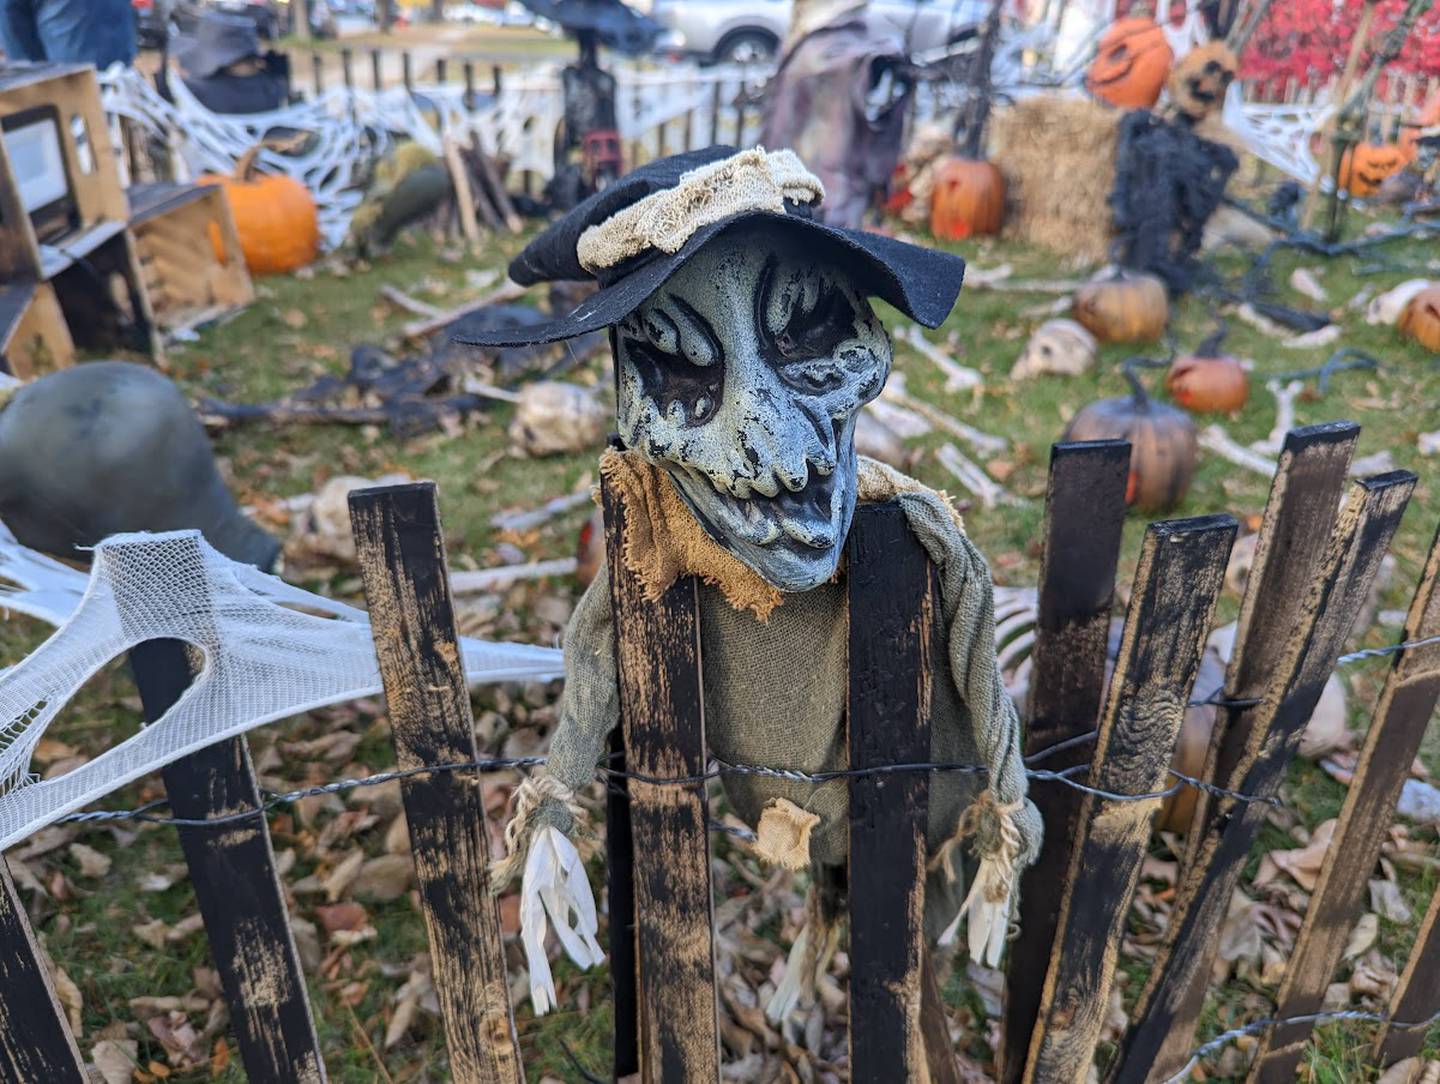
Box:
[644,0,990,64]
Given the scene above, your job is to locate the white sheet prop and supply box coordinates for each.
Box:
[0,528,563,851]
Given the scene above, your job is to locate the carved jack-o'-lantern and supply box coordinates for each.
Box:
[1398,286,1440,352]
[1086,17,1174,110]
[1168,42,1237,121]
[930,156,1006,240]
[1338,142,1412,197]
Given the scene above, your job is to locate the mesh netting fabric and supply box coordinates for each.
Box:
[0,528,563,850]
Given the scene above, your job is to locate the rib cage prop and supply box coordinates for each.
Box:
[0,524,562,850]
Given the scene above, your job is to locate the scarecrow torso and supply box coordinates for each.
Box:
[697,570,982,873]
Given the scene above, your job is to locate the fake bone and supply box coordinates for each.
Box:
[1205,424,1397,481]
[0,529,563,852]
[1366,279,1434,326]
[883,373,1007,456]
[897,324,982,393]
[1250,379,1303,456]
[935,443,1026,510]
[1289,267,1328,304]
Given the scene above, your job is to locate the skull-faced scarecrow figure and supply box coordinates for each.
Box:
[458,146,1041,1017]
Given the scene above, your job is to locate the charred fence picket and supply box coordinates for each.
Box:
[0,425,1438,1082]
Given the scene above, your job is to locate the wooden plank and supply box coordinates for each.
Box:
[1001,439,1131,1084]
[1022,514,1236,1084]
[1248,519,1440,1081]
[600,476,720,1084]
[846,501,938,1082]
[0,858,88,1082]
[1183,422,1360,856]
[1380,883,1440,1065]
[349,483,524,1084]
[1112,470,1417,1084]
[605,728,641,1080]
[132,641,326,1084]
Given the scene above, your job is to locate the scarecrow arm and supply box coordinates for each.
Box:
[497,567,619,1014]
[894,488,1043,964]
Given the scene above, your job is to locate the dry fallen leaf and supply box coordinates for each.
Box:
[69,842,111,879]
[90,1038,139,1084]
[1370,878,1414,924]
[51,964,82,1032]
[1344,912,1379,960]
[1256,819,1336,893]
[351,854,413,902]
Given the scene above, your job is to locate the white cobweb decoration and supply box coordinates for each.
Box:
[0,528,563,850]
[1223,80,1335,185]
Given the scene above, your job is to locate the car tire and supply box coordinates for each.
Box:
[713,28,779,65]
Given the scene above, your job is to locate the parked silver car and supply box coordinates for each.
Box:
[643,0,989,64]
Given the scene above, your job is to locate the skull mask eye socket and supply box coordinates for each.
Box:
[621,297,724,427]
[756,255,855,394]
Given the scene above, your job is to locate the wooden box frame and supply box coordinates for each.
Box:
[0,281,74,377]
[128,183,254,332]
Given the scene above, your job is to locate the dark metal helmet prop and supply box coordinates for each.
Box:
[0,361,279,570]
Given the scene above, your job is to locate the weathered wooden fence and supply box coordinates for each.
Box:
[0,424,1437,1082]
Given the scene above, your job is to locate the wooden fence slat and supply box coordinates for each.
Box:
[605,728,641,1080]
[846,502,939,1082]
[600,477,720,1084]
[1112,470,1417,1084]
[1184,422,1360,860]
[0,858,88,1082]
[116,532,325,1084]
[1001,439,1131,1084]
[1249,519,1440,1080]
[349,483,523,1084]
[1380,881,1440,1064]
[1022,513,1236,1084]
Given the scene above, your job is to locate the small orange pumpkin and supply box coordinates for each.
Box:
[1166,342,1248,413]
[1398,286,1440,352]
[929,156,1005,240]
[1337,142,1412,197]
[1073,273,1169,343]
[1086,17,1174,110]
[1062,363,1198,511]
[200,147,319,275]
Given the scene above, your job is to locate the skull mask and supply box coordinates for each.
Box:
[612,223,891,592]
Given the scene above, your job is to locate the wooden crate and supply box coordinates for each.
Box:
[0,281,73,378]
[128,183,253,332]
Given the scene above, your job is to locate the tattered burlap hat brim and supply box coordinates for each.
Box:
[453,211,966,347]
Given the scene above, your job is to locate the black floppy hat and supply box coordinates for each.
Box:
[452,146,966,348]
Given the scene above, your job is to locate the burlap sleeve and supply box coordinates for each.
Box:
[493,565,619,887]
[896,490,1044,868]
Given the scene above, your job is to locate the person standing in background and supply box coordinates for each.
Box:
[0,0,138,68]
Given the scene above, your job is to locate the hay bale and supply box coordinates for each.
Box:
[992,95,1121,263]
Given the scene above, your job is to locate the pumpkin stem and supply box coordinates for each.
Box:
[234,145,263,183]
[1121,356,1164,407]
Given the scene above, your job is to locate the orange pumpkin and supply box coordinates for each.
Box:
[1398,286,1440,352]
[1337,142,1411,197]
[1073,273,1169,343]
[1086,17,1174,110]
[1062,364,1198,511]
[1166,353,1248,413]
[200,147,319,275]
[929,156,1005,240]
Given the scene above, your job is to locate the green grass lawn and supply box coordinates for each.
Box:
[3,201,1439,1081]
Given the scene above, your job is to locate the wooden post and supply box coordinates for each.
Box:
[402,52,413,93]
[464,62,477,109]
[605,728,640,1079]
[1380,885,1440,1064]
[371,49,383,91]
[1183,423,1360,862]
[435,57,448,84]
[1112,470,1417,1084]
[1001,439,1131,1084]
[600,477,721,1083]
[1023,514,1236,1084]
[341,48,353,89]
[1250,520,1440,1080]
[492,65,503,97]
[134,642,327,1084]
[846,502,940,1083]
[312,53,324,96]
[349,484,524,1084]
[0,860,88,1081]
[709,81,723,146]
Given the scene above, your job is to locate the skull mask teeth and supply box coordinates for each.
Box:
[614,225,891,592]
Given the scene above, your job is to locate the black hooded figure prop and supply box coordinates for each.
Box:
[459,146,1041,1020]
[0,362,279,569]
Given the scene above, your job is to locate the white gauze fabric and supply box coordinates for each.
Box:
[0,521,90,629]
[0,528,563,850]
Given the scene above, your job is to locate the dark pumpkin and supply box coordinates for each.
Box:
[1337,142,1412,197]
[1086,17,1174,110]
[1062,365,1198,511]
[1073,273,1169,343]
[1398,286,1440,352]
[1166,353,1248,413]
[929,156,1006,240]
